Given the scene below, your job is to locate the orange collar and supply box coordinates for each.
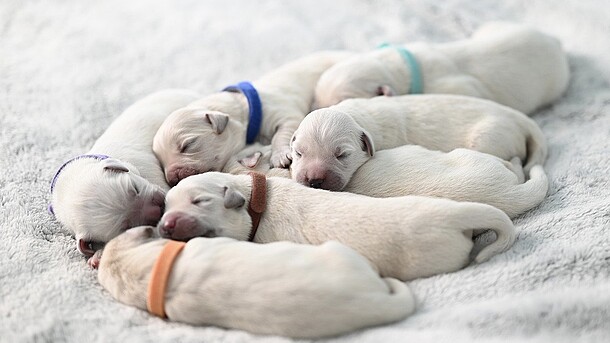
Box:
[146,240,186,318]
[247,172,267,242]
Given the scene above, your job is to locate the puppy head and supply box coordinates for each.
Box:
[158,172,251,241]
[290,109,374,191]
[153,107,247,186]
[314,54,398,108]
[52,158,166,257]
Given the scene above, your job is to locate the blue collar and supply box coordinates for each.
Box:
[48,154,110,215]
[222,81,263,144]
[378,43,423,94]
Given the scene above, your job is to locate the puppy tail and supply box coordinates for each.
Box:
[523,119,548,174]
[468,204,517,264]
[381,277,417,318]
[504,164,549,217]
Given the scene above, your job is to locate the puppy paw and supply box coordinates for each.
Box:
[87,249,103,269]
[270,147,292,168]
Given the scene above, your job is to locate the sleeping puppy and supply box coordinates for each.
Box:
[158,172,516,281]
[153,51,354,186]
[50,90,199,260]
[314,21,569,114]
[221,144,548,219]
[296,95,547,174]
[97,226,415,339]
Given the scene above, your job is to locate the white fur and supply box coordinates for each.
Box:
[97,226,415,339]
[152,51,354,186]
[295,95,547,174]
[222,143,291,178]
[344,151,549,219]
[160,172,516,281]
[314,21,569,114]
[51,90,199,254]
[221,144,548,218]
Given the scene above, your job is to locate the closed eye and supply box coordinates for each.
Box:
[132,182,140,195]
[180,139,196,154]
[192,197,212,205]
[294,150,302,158]
[125,180,140,198]
[336,152,350,160]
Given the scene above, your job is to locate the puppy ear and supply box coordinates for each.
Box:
[223,186,246,209]
[239,152,262,169]
[290,133,297,148]
[140,226,160,239]
[102,159,129,173]
[360,130,375,157]
[376,85,394,96]
[204,112,229,134]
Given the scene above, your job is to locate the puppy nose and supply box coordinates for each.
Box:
[167,167,199,186]
[157,211,198,240]
[158,217,176,237]
[309,178,324,189]
[152,190,166,207]
[164,217,176,230]
[166,170,180,187]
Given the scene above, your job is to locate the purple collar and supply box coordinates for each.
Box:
[48,154,110,215]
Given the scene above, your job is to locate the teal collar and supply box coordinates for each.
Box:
[378,43,423,94]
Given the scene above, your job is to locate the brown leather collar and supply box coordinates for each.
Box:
[247,172,267,242]
[147,240,186,318]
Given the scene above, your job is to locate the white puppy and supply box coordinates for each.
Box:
[97,226,415,339]
[50,90,199,257]
[314,21,569,114]
[153,51,354,186]
[295,95,547,174]
[159,172,516,281]
[221,144,547,219]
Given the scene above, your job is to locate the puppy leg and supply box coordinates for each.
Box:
[506,157,525,183]
[270,119,300,168]
[87,249,103,269]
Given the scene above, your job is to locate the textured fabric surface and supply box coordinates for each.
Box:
[1,0,609,342]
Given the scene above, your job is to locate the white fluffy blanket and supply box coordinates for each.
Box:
[1,0,609,342]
